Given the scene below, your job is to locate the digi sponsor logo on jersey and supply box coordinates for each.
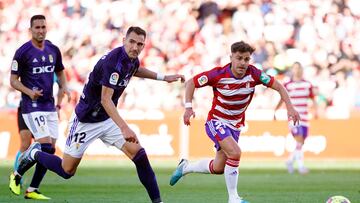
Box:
[198,75,208,86]
[32,65,55,74]
[109,72,119,85]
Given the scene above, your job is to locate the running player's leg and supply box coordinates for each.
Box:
[10,112,55,196]
[208,120,246,202]
[185,120,237,175]
[169,120,233,187]
[102,118,161,203]
[294,126,308,174]
[287,125,308,174]
[219,136,242,202]
[14,129,32,186]
[181,149,227,176]
[17,112,91,180]
[21,112,58,199]
[120,142,162,203]
[14,107,32,171]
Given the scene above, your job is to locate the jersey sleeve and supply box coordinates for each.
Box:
[10,49,24,75]
[54,46,65,72]
[193,67,219,88]
[99,55,121,90]
[251,66,274,87]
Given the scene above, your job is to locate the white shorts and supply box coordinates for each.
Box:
[22,111,59,140]
[64,112,126,158]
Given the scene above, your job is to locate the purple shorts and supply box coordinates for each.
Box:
[205,119,240,151]
[290,125,309,139]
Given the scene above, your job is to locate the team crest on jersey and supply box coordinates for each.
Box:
[11,60,18,71]
[109,72,119,85]
[198,75,208,86]
[260,72,270,84]
[49,54,53,63]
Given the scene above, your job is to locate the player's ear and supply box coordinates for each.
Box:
[123,37,126,44]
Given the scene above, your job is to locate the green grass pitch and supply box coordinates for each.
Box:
[1,160,359,202]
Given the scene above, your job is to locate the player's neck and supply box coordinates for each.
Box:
[31,39,45,50]
[292,76,302,81]
[231,69,245,78]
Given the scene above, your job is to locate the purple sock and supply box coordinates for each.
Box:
[132,148,161,203]
[35,151,73,179]
[29,143,54,188]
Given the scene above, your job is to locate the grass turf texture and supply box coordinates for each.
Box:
[0,160,359,203]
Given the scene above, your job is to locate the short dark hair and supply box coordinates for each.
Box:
[231,41,255,54]
[293,61,302,67]
[30,15,46,27]
[126,26,146,39]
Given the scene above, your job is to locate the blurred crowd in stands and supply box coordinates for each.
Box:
[0,0,359,119]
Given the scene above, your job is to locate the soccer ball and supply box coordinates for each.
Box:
[326,195,351,203]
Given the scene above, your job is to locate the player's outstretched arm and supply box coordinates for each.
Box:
[271,79,300,125]
[134,67,185,83]
[183,79,196,126]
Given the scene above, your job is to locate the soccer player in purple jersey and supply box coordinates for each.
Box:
[16,26,185,203]
[13,82,66,187]
[9,15,70,200]
[169,41,300,203]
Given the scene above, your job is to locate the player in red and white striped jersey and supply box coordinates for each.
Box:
[170,41,300,203]
[274,62,317,174]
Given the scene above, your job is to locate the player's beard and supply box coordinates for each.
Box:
[129,51,139,59]
[33,35,45,44]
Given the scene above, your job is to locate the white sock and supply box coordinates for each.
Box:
[295,149,304,169]
[224,159,240,198]
[183,159,212,175]
[288,152,295,163]
[27,187,37,192]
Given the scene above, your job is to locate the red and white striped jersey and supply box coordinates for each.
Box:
[193,63,274,129]
[284,79,314,126]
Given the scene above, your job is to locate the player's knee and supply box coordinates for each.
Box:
[227,150,241,160]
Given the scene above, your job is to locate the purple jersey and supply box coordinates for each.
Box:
[75,46,139,123]
[11,40,64,113]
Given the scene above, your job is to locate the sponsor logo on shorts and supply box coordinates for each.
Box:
[219,127,225,134]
